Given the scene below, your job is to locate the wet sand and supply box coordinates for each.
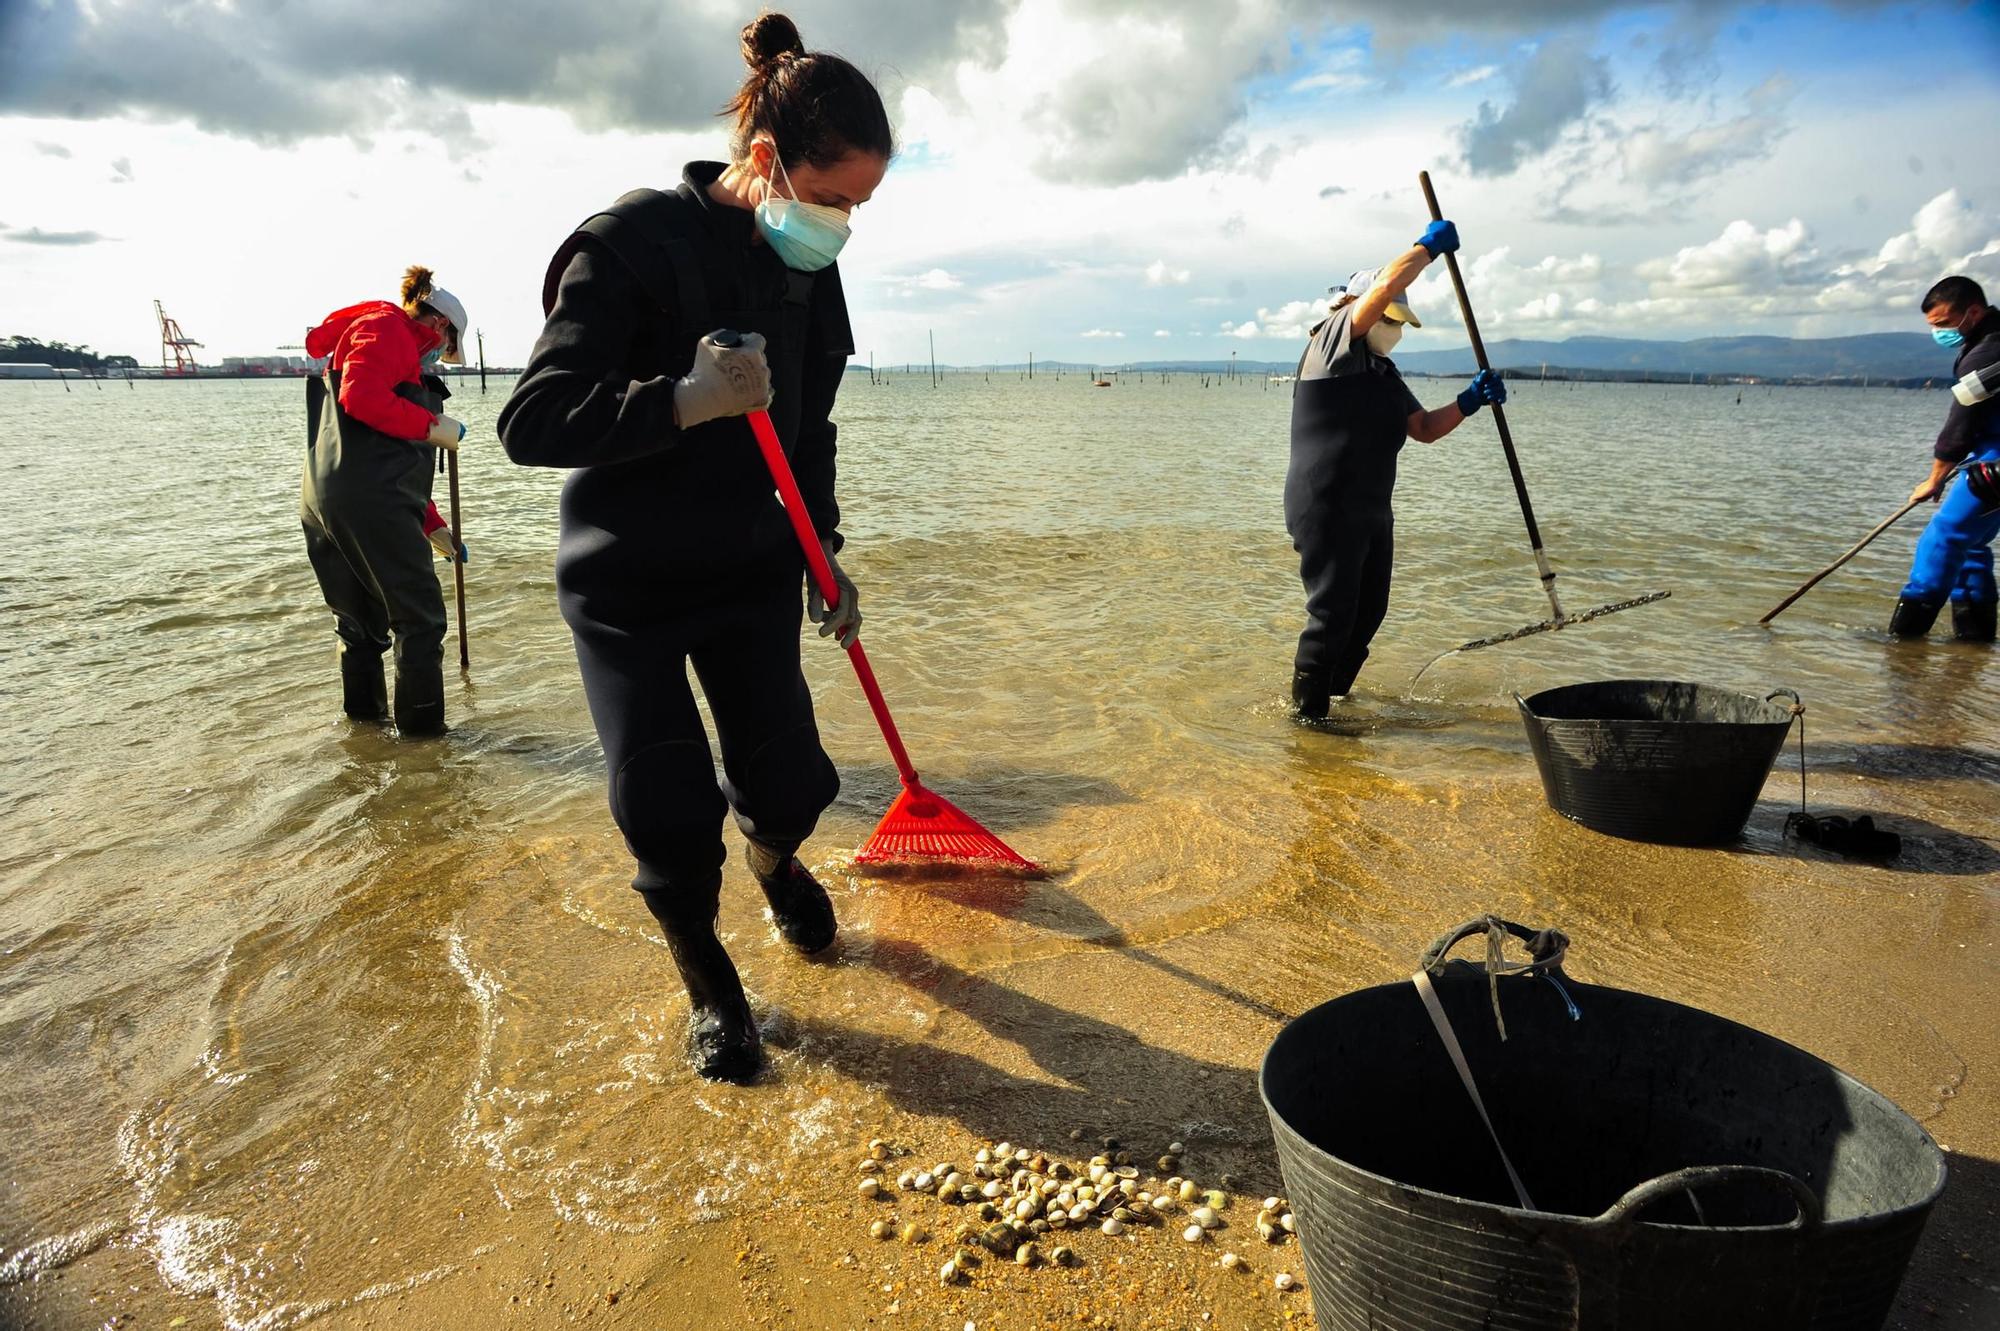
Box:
[3,379,1997,1329]
[7,740,1995,1330]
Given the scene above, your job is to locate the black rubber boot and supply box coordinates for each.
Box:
[393,658,446,737]
[338,644,388,722]
[1951,599,1997,643]
[1889,597,1943,639]
[1291,669,1330,722]
[746,841,837,954]
[640,887,762,1083]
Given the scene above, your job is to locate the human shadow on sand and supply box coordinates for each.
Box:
[792,936,1287,1194]
[1739,801,2000,877]
[872,871,1293,1026]
[1889,1146,2000,1328]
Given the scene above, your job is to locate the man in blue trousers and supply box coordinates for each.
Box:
[1893,275,2000,643]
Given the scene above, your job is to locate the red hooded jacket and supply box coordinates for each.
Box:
[305,300,445,442]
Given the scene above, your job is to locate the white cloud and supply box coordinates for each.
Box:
[1862,189,2000,278]
[1639,218,1814,292]
[1144,259,1192,286]
[1220,320,1261,339]
[906,268,964,291]
[1248,299,1326,339]
[1154,328,1171,337]
[1384,191,1998,341]
[1446,64,1499,88]
[1081,328,1125,338]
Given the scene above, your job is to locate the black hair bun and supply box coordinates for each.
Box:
[741,12,805,72]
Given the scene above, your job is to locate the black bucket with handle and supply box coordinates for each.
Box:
[1260,918,1944,1331]
[1517,679,1799,845]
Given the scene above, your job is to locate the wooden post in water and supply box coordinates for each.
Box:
[929,330,937,388]
[477,329,487,392]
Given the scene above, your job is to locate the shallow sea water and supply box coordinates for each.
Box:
[1,372,1995,1329]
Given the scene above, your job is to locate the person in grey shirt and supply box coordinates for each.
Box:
[1284,220,1506,719]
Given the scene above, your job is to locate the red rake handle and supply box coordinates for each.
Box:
[744,406,922,792]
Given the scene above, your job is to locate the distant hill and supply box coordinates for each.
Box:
[1390,333,1953,381]
[880,333,1959,383]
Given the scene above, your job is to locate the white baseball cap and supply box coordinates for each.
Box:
[1334,269,1421,327]
[425,286,469,364]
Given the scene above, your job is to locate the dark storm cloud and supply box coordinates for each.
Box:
[0,1,1866,186]
[1459,32,1614,176]
[0,0,1007,145]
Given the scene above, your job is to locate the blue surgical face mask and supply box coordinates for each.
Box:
[754,150,851,272]
[422,346,445,368]
[1934,326,1966,349]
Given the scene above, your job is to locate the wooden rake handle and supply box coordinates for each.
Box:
[1420,170,1564,622]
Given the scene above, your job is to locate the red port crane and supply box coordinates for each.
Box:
[154,299,202,375]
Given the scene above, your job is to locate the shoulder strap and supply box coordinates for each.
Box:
[540,188,711,342]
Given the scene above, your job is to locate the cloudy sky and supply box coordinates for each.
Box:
[3,0,1998,366]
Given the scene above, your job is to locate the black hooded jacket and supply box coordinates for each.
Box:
[498,162,854,619]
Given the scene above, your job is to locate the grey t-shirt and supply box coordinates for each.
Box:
[1295,304,1422,413]
[1297,303,1371,382]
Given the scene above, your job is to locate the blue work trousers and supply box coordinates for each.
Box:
[1901,443,2000,606]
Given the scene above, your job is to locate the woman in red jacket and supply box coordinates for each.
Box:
[301,265,470,735]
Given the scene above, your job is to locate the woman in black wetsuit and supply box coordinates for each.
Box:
[498,12,891,1081]
[1284,220,1506,720]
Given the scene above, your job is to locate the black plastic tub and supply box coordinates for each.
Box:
[1261,924,1944,1331]
[1518,679,1798,845]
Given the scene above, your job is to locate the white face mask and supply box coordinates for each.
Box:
[755,150,852,271]
[1365,320,1404,356]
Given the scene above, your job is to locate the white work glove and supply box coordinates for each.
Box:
[807,540,862,649]
[673,331,773,430]
[426,414,466,450]
[426,523,467,564]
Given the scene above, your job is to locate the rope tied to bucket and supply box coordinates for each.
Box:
[1413,916,1576,1212]
[1766,688,1807,815]
[1420,915,1573,1041]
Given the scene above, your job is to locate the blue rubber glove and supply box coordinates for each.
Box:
[1455,368,1506,416]
[1417,219,1459,258]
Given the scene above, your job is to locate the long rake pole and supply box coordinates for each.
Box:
[742,409,922,790]
[447,450,470,671]
[1420,171,1565,624]
[1758,467,1964,624]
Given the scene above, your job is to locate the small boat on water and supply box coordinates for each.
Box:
[1093,378,1111,387]
[1269,373,1295,384]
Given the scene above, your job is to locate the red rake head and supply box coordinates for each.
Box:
[855,779,1039,874]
